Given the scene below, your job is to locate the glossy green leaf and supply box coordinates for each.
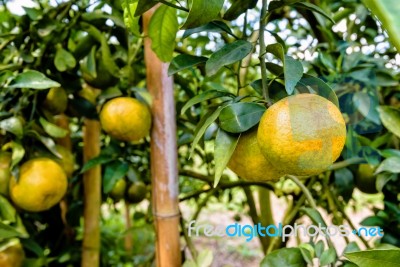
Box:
[284,55,303,94]
[28,131,60,158]
[54,47,76,72]
[103,161,129,193]
[377,106,400,138]
[0,195,18,222]
[266,43,284,61]
[148,5,178,62]
[294,2,335,24]
[183,21,235,39]
[214,129,239,187]
[363,0,400,52]
[180,90,234,115]
[375,157,400,174]
[223,0,258,20]
[353,92,380,124]
[168,54,208,76]
[135,0,158,16]
[39,117,68,138]
[219,102,266,133]
[260,248,307,267]
[0,221,27,239]
[182,0,224,29]
[189,106,224,158]
[320,248,336,266]
[297,74,339,107]
[123,0,141,36]
[346,249,400,267]
[9,70,60,89]
[206,40,253,76]
[301,207,327,227]
[81,154,116,173]
[0,117,23,138]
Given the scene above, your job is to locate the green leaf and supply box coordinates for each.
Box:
[148,5,179,62]
[0,221,27,239]
[196,248,213,267]
[183,21,235,39]
[214,129,239,187]
[297,74,339,107]
[353,92,380,124]
[0,195,18,222]
[219,102,266,133]
[284,55,303,94]
[343,242,361,254]
[345,249,400,267]
[301,207,327,227]
[54,48,76,72]
[360,216,386,227]
[103,161,129,193]
[299,245,314,264]
[363,0,400,52]
[28,131,60,158]
[315,240,325,258]
[189,106,224,158]
[266,43,284,61]
[123,0,141,36]
[375,157,400,174]
[2,141,25,169]
[260,248,307,267]
[168,54,208,76]
[81,154,116,173]
[320,248,336,266]
[81,22,120,77]
[9,70,60,89]
[180,90,234,115]
[39,117,68,138]
[294,2,335,24]
[0,117,23,138]
[223,0,258,20]
[135,0,158,16]
[182,0,224,29]
[206,40,253,76]
[377,106,400,138]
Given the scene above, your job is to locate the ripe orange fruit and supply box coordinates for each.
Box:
[99,97,151,142]
[228,129,285,181]
[355,164,378,194]
[258,94,346,176]
[0,152,12,196]
[42,87,68,115]
[0,240,24,267]
[9,158,68,212]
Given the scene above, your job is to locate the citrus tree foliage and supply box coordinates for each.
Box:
[0,0,399,266]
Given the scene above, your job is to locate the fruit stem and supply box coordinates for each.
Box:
[286,175,336,250]
[259,0,272,107]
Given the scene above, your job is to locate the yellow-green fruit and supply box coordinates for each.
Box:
[355,164,378,194]
[0,241,24,267]
[9,158,68,212]
[0,152,11,196]
[258,94,346,176]
[127,182,147,204]
[228,130,285,181]
[42,87,68,115]
[55,145,75,178]
[109,178,127,201]
[99,97,151,142]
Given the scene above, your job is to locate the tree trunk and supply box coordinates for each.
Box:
[81,117,101,267]
[143,7,181,267]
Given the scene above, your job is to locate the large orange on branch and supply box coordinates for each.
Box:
[9,158,68,212]
[99,97,151,142]
[257,94,346,176]
[228,130,284,181]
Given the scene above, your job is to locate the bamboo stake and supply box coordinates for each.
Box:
[143,7,181,267]
[81,115,101,267]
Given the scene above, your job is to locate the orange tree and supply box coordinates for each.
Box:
[0,0,400,266]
